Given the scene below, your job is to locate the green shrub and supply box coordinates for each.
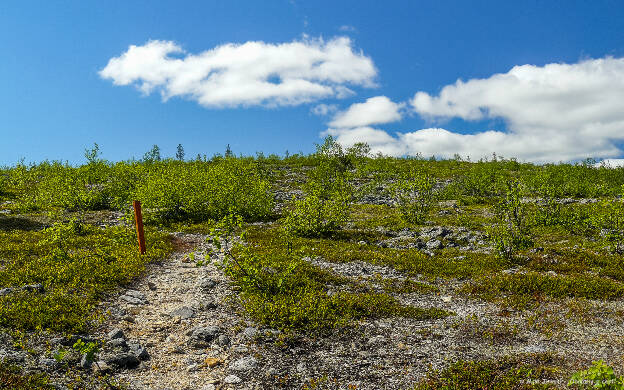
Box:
[215,218,450,331]
[135,160,273,223]
[283,138,353,238]
[393,168,436,224]
[282,184,350,238]
[533,171,564,227]
[415,355,558,389]
[453,161,505,201]
[488,179,533,259]
[590,188,624,254]
[464,272,624,301]
[569,360,624,389]
[0,362,52,389]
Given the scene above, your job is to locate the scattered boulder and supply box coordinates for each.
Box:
[188,326,220,348]
[108,328,125,340]
[224,374,242,384]
[0,288,12,296]
[239,327,258,340]
[22,283,44,293]
[93,360,112,375]
[128,342,150,360]
[426,239,443,250]
[120,290,146,305]
[216,334,230,347]
[196,278,217,290]
[109,338,127,350]
[229,356,258,372]
[103,352,140,369]
[80,353,93,369]
[170,306,195,319]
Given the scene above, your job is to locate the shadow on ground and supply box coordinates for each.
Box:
[0,216,48,231]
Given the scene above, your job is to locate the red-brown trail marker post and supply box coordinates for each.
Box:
[133,200,146,255]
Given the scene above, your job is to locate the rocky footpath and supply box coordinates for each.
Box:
[95,233,271,390]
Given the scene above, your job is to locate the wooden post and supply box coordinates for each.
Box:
[133,200,146,255]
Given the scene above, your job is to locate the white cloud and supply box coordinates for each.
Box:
[327,57,624,162]
[311,103,338,116]
[329,96,403,128]
[100,37,377,108]
[339,25,357,32]
[596,159,624,168]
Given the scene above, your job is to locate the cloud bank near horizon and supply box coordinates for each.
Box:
[100,39,624,163]
[326,57,624,162]
[99,37,377,108]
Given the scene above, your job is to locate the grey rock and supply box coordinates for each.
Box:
[124,289,145,300]
[109,338,127,350]
[200,300,218,310]
[147,281,157,290]
[232,345,249,353]
[197,278,217,290]
[397,228,415,237]
[108,328,125,340]
[22,283,44,293]
[120,295,144,305]
[0,288,12,296]
[201,385,216,390]
[216,334,230,347]
[368,335,385,345]
[0,349,25,363]
[39,357,57,370]
[171,306,195,319]
[129,343,150,360]
[93,360,111,375]
[229,356,258,372]
[80,353,93,369]
[188,326,220,348]
[103,352,140,369]
[240,326,258,340]
[426,239,443,250]
[224,374,242,384]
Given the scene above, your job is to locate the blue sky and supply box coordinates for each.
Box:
[2,1,624,164]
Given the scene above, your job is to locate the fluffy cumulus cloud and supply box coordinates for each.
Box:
[328,57,624,162]
[99,37,376,108]
[329,96,404,128]
[596,159,624,168]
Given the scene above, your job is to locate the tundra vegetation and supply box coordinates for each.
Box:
[2,138,624,388]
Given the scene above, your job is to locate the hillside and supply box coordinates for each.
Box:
[2,140,624,389]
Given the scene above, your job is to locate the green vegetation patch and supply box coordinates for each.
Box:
[218,220,450,331]
[415,354,562,390]
[0,218,172,332]
[463,272,624,302]
[5,159,274,225]
[0,362,53,389]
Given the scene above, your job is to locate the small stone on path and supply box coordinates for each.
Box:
[224,374,242,384]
